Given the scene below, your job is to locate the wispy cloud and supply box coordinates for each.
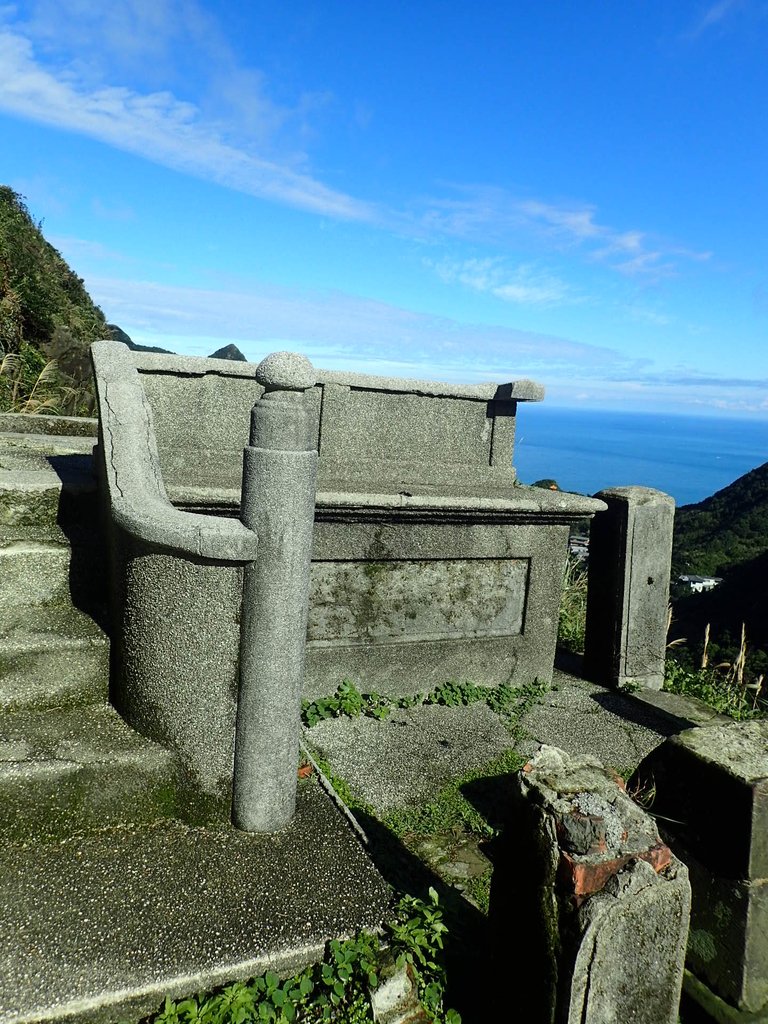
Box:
[427,257,575,306]
[687,0,745,37]
[0,5,715,293]
[417,187,710,282]
[0,17,375,221]
[83,273,635,383]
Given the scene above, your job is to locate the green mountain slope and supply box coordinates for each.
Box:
[672,461,768,578]
[0,186,108,414]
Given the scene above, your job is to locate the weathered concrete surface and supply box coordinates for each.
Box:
[91,341,259,795]
[567,857,690,1024]
[132,349,543,493]
[0,703,193,845]
[0,605,108,711]
[306,505,604,697]
[305,670,679,817]
[0,542,101,609]
[518,674,673,772]
[683,969,768,1024]
[304,702,516,812]
[0,456,98,544]
[94,343,606,804]
[308,557,527,644]
[632,720,768,1017]
[369,956,428,1024]
[491,746,690,1024]
[584,486,675,690]
[0,777,391,1024]
[0,412,97,437]
[116,550,243,797]
[634,720,768,880]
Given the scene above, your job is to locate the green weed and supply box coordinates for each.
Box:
[302,678,547,733]
[558,555,588,654]
[664,622,766,721]
[149,890,460,1024]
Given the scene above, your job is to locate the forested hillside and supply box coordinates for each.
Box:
[672,461,768,578]
[670,461,768,673]
[0,186,108,415]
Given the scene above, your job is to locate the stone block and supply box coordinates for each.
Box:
[632,721,768,1016]
[632,721,768,882]
[685,854,768,1014]
[584,486,675,690]
[567,857,691,1024]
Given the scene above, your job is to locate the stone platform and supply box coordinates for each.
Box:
[0,776,391,1024]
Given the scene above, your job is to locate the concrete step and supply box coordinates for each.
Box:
[0,458,99,544]
[0,542,105,610]
[0,704,195,846]
[0,779,390,1024]
[0,606,109,712]
[0,432,95,469]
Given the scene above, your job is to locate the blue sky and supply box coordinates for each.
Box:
[2,0,768,417]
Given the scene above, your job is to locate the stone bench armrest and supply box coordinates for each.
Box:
[92,339,258,563]
[110,496,258,561]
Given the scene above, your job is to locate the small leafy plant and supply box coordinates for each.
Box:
[302,678,547,730]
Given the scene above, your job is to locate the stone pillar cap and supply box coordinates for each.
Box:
[256,351,316,391]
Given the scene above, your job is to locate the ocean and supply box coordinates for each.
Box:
[513,407,768,508]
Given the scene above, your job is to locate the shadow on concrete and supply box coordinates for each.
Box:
[48,453,110,633]
[554,647,585,675]
[556,645,681,738]
[588,688,680,736]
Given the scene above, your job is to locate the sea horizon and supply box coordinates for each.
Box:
[513,406,768,507]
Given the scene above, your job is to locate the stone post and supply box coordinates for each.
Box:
[232,352,318,833]
[490,746,691,1024]
[583,486,674,691]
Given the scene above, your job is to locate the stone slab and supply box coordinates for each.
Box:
[0,413,97,437]
[684,970,768,1024]
[584,487,674,690]
[0,543,97,608]
[568,857,690,1024]
[304,702,517,813]
[492,747,690,1024]
[308,557,527,643]
[684,853,768,1014]
[0,461,98,543]
[519,672,672,773]
[0,777,391,1024]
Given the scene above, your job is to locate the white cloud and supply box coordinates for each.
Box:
[428,257,575,306]
[49,235,128,264]
[0,21,375,221]
[75,271,768,416]
[625,304,672,327]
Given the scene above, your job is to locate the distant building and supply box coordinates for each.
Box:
[677,574,722,593]
[569,535,589,561]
